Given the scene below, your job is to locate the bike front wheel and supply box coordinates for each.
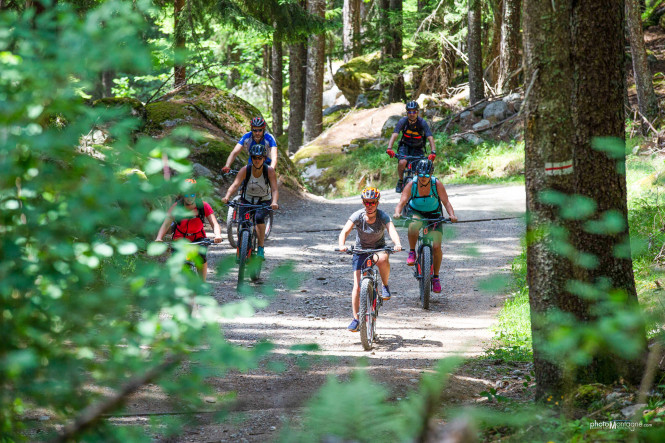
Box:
[238,229,251,287]
[249,231,262,281]
[419,245,432,310]
[359,278,376,351]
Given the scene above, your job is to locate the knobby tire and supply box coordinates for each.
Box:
[264,211,274,239]
[238,229,250,287]
[359,278,375,351]
[226,204,238,248]
[249,231,261,281]
[420,246,432,310]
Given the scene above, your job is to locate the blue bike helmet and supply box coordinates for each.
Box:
[415,159,434,176]
[406,100,419,111]
[248,143,268,158]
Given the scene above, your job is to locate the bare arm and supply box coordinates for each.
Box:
[206,212,222,243]
[387,132,399,150]
[223,143,244,170]
[222,166,247,202]
[427,135,436,153]
[386,221,402,251]
[267,166,279,209]
[155,203,177,241]
[436,180,457,222]
[393,180,413,217]
[270,145,278,171]
[338,219,355,251]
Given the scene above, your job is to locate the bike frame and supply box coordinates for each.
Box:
[396,154,425,185]
[410,216,451,280]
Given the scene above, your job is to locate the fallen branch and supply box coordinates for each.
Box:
[52,355,180,442]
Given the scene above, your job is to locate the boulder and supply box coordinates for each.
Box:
[472,101,489,117]
[451,133,484,146]
[483,100,509,122]
[333,52,381,106]
[334,93,350,107]
[355,93,371,109]
[192,163,213,178]
[472,119,491,131]
[382,115,403,138]
[460,110,474,123]
[323,104,350,116]
[322,85,344,108]
[503,92,523,114]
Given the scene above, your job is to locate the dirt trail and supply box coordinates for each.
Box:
[123,184,525,441]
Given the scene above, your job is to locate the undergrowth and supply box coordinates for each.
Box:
[306,135,525,199]
[487,148,665,365]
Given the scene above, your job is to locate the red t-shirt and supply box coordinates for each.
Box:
[172,201,214,241]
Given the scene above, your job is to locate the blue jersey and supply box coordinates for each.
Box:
[238,132,277,165]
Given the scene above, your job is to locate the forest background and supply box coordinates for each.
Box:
[2,0,665,441]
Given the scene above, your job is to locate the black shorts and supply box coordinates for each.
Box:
[406,207,444,234]
[397,143,425,158]
[238,199,270,225]
[351,252,372,271]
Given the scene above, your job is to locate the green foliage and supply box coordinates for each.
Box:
[281,357,463,442]
[0,3,286,440]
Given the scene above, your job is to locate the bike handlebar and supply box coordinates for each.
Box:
[395,154,426,161]
[335,246,400,255]
[227,201,274,211]
[162,237,216,246]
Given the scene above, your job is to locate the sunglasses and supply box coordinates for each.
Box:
[407,111,418,115]
[363,200,378,207]
[251,155,265,160]
[184,193,196,198]
[251,128,264,133]
[418,173,431,178]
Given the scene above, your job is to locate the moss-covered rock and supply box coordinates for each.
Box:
[333,52,381,106]
[141,84,302,189]
[573,384,611,409]
[93,97,146,118]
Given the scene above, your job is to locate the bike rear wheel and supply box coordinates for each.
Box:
[359,278,376,351]
[419,245,432,310]
[264,211,274,239]
[238,229,251,287]
[226,197,239,248]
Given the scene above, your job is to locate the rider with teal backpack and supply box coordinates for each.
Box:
[393,159,457,293]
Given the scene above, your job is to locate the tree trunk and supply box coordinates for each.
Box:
[497,0,521,93]
[485,0,503,87]
[226,43,240,89]
[101,70,114,98]
[304,0,325,143]
[468,0,485,104]
[524,0,647,400]
[174,0,186,88]
[387,0,406,102]
[570,0,646,386]
[288,42,307,153]
[523,0,576,401]
[343,0,361,62]
[626,0,659,121]
[271,37,283,137]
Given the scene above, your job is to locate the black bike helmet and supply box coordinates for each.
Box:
[248,143,268,158]
[250,116,266,129]
[415,159,434,176]
[406,100,419,111]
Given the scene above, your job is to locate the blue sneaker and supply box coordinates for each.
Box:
[257,246,265,260]
[347,318,360,332]
[381,285,391,301]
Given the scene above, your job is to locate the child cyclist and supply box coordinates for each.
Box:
[155,178,222,281]
[338,187,402,332]
[393,159,457,293]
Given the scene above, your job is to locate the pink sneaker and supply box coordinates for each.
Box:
[432,277,442,293]
[407,251,416,266]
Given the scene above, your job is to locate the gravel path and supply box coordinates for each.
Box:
[123,183,526,441]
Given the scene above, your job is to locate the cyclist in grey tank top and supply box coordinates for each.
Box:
[338,187,402,332]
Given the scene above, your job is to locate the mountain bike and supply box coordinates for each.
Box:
[227,200,273,288]
[396,154,425,188]
[224,170,274,248]
[164,237,214,316]
[401,215,452,310]
[337,246,398,351]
